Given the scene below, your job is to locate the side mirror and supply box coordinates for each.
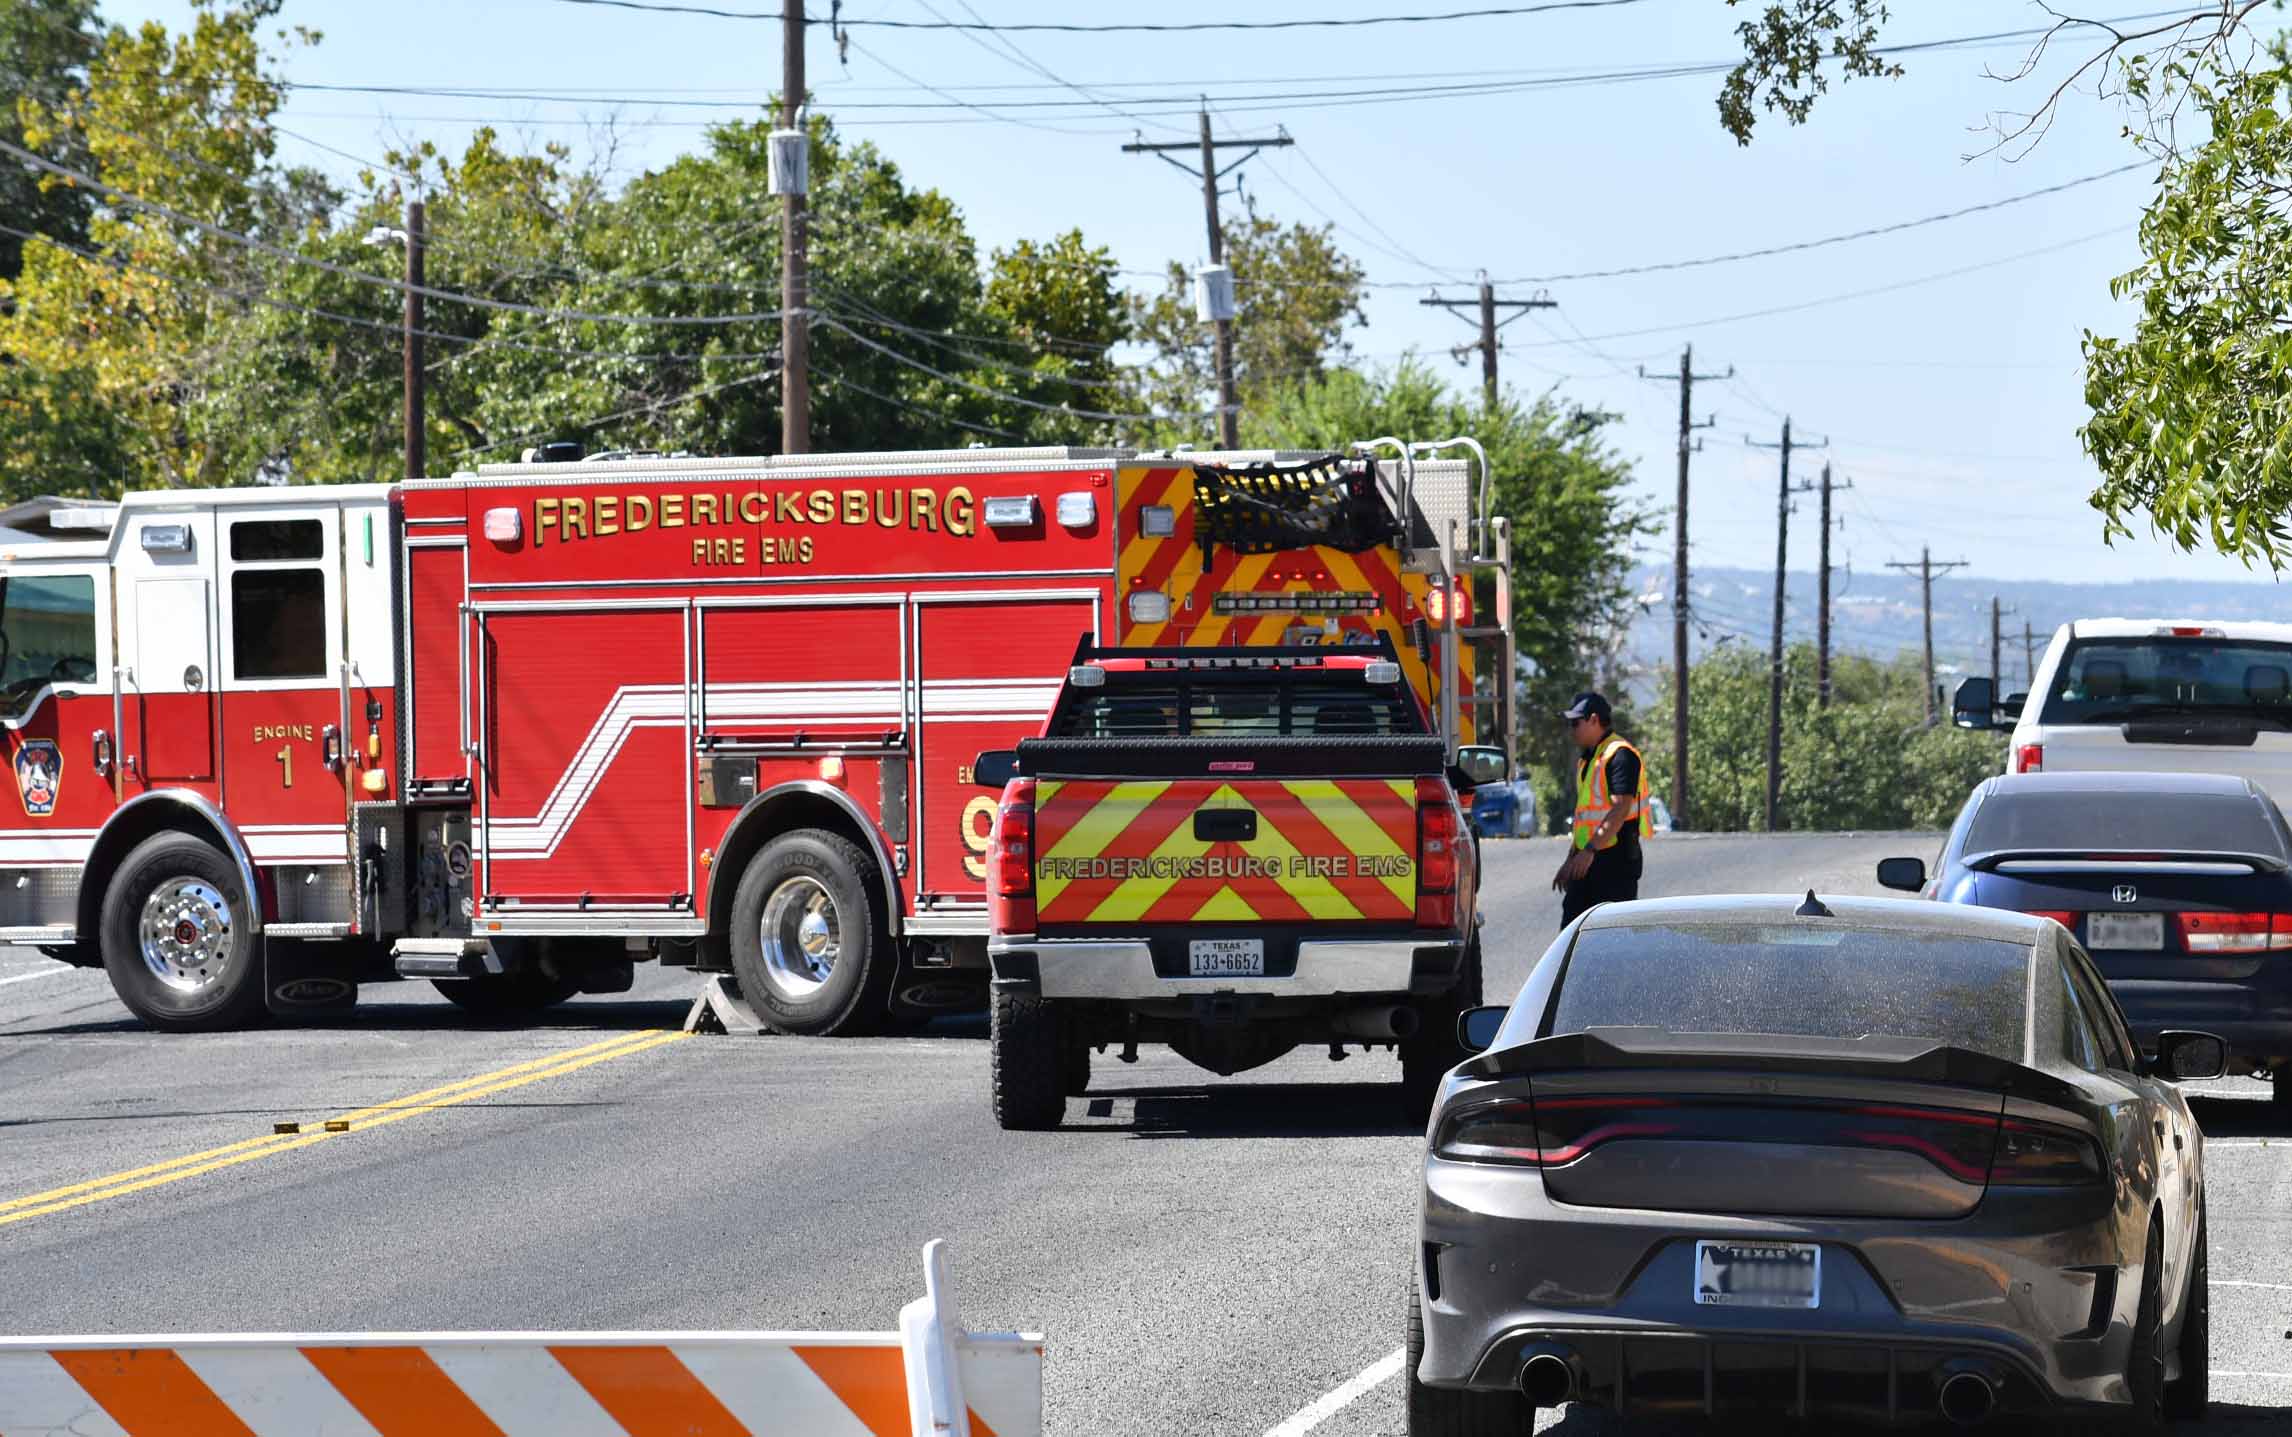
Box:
[1876,856,1927,892]
[2001,691,2028,722]
[2153,1030,2229,1082]
[1950,676,1998,730]
[1457,1005,1507,1053]
[1455,745,1510,789]
[973,749,1019,790]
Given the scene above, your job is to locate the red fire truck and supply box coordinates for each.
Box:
[0,444,1514,1032]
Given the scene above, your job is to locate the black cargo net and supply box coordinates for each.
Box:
[1188,455,1399,560]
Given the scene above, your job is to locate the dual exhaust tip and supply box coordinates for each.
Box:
[1515,1350,1999,1426]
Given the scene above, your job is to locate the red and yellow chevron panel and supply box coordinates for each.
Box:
[0,1334,1040,1437]
[1032,777,1419,926]
[1111,465,1477,743]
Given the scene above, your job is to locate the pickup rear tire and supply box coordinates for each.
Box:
[99,832,267,1033]
[1400,934,1483,1119]
[991,989,1066,1130]
[728,829,892,1036]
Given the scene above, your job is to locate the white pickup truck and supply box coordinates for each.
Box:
[1955,618,2292,802]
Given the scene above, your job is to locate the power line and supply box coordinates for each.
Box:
[0,135,796,328]
[0,218,780,364]
[463,365,782,458]
[1500,161,2150,283]
[812,314,1219,425]
[1513,225,2135,347]
[541,0,1657,33]
[811,364,1026,442]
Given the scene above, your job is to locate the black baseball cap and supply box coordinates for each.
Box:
[1560,691,1612,723]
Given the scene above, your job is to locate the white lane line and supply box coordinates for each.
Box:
[0,966,79,988]
[2212,1369,2292,1379]
[2217,1280,2292,1291]
[1263,1348,1404,1437]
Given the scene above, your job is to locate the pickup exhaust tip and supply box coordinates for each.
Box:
[1937,1369,1997,1426]
[1331,1005,1420,1041]
[1517,1350,1576,1408]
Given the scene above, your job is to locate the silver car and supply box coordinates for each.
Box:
[1409,894,2225,1432]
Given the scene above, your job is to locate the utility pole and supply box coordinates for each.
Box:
[1638,345,1727,830]
[2022,619,2038,686]
[402,199,424,481]
[1422,275,1555,411]
[1123,106,1292,447]
[1887,548,1970,725]
[1990,596,2012,699]
[1815,463,1851,708]
[779,0,809,454]
[1747,419,1823,832]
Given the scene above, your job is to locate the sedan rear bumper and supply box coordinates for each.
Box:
[1418,1156,2137,1411]
[1461,1326,2061,1426]
[2110,979,2292,1068]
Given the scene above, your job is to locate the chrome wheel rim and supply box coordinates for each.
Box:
[138,878,235,993]
[759,876,840,999]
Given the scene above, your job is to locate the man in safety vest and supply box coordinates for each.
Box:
[1552,691,1649,923]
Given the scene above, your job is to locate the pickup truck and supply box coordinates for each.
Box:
[975,640,1490,1130]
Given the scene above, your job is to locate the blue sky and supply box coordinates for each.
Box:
[98,0,2292,591]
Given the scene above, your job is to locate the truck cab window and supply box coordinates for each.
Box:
[229,520,329,680]
[0,574,99,718]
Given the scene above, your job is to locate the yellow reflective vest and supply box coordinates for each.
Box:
[1572,733,1651,851]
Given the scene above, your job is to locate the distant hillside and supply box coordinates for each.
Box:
[1614,565,2292,699]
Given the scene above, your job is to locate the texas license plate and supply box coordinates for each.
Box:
[2088,913,2164,950]
[1188,938,1265,977]
[1694,1241,1821,1309]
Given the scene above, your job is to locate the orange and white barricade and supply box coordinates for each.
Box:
[0,1240,1041,1436]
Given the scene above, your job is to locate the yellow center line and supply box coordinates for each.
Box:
[0,1029,689,1229]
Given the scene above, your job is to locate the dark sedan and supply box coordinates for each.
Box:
[1409,894,2225,1433]
[1881,770,2292,1109]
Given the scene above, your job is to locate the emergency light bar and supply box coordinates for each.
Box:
[48,506,118,532]
[1212,591,1382,614]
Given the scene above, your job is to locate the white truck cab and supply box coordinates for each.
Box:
[1955,619,2292,803]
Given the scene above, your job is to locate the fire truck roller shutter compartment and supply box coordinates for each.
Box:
[476,605,694,917]
[914,593,1094,905]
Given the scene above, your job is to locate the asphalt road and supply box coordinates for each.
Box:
[2,832,2286,1436]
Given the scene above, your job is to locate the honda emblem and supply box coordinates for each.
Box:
[2112,884,2139,905]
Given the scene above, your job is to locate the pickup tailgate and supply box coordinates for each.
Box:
[1021,737,1435,927]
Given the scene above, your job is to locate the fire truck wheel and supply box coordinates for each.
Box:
[991,988,1067,1130]
[728,829,892,1036]
[99,832,267,1032]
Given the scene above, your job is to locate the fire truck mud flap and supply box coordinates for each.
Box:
[262,939,360,1020]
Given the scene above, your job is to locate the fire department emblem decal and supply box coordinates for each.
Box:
[13,738,60,816]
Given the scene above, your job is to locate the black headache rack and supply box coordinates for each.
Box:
[1183,453,1414,562]
[1063,633,1405,667]
[1014,734,1446,780]
[1459,1028,2088,1108]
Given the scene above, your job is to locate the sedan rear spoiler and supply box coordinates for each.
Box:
[1962,847,2285,875]
[1459,1028,2085,1108]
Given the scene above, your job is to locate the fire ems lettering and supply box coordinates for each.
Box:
[531,485,980,551]
[1036,854,1407,881]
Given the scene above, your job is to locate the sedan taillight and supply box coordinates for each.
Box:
[2172,911,2292,953]
[1988,1118,2106,1186]
[2023,909,2079,930]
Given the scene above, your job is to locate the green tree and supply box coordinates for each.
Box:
[1722,3,2292,567]
[1240,357,1652,806]
[0,0,322,496]
[1130,213,1366,438]
[1640,642,2001,832]
[0,0,101,283]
